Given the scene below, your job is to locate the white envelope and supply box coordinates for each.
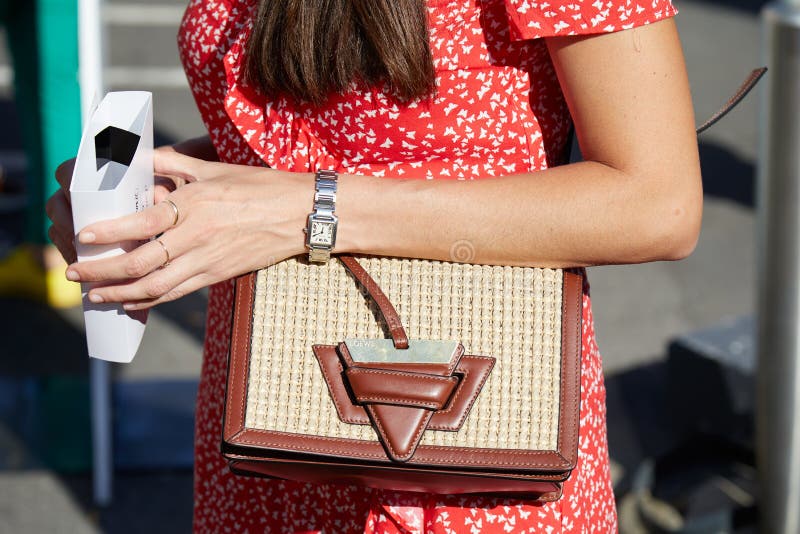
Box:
[70,91,154,363]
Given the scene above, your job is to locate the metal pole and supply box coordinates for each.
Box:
[78,0,104,122]
[78,0,112,507]
[757,2,800,533]
[89,359,112,506]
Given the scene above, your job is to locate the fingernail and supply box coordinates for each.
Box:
[65,270,80,281]
[123,303,135,310]
[88,293,104,304]
[79,231,96,244]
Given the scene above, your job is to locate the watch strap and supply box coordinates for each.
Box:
[312,169,337,219]
[307,170,338,263]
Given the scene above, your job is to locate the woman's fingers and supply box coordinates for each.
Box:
[85,255,202,305]
[75,151,204,246]
[45,190,78,264]
[154,177,183,203]
[45,189,75,235]
[121,273,212,310]
[48,225,77,265]
[77,198,181,245]
[154,149,204,183]
[66,234,179,283]
[54,158,76,192]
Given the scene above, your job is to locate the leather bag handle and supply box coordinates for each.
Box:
[338,256,409,350]
[696,67,767,135]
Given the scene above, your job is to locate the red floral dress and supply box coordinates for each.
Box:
[178,0,676,532]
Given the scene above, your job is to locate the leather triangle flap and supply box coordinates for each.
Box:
[366,404,433,462]
[313,345,497,435]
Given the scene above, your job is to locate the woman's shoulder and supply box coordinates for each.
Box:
[497,0,678,41]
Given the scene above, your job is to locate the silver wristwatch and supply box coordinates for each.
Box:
[305,169,338,263]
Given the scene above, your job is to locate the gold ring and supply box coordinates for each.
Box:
[156,238,171,267]
[163,199,180,227]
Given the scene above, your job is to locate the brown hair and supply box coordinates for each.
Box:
[244,0,436,106]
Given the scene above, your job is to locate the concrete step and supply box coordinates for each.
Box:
[667,315,755,448]
[0,471,100,533]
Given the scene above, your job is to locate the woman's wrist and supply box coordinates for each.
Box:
[333,173,385,256]
[332,173,433,259]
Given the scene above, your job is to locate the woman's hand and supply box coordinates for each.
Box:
[46,140,214,267]
[62,151,310,310]
[45,158,80,265]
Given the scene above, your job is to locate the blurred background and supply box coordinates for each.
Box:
[0,0,783,532]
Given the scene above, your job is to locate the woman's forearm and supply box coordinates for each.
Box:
[335,159,701,268]
[335,20,702,269]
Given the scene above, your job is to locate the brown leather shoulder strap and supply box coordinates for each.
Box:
[696,67,767,135]
[338,256,409,350]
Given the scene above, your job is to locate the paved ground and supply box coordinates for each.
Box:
[0,0,771,531]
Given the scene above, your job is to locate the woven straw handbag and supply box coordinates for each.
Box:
[223,255,583,501]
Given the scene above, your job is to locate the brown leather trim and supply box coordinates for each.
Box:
[225,262,583,475]
[223,271,256,443]
[226,428,573,472]
[224,445,568,481]
[558,269,583,467]
[312,344,370,425]
[339,256,409,349]
[428,355,495,431]
[313,345,495,432]
[346,367,459,410]
[365,403,434,462]
[315,341,475,461]
[229,458,563,501]
[344,362,454,374]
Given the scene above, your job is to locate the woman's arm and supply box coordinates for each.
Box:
[61,17,701,307]
[336,17,702,267]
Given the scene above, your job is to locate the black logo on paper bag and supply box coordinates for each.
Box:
[95,126,141,170]
[94,126,141,191]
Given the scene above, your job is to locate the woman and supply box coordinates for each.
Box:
[47,0,701,531]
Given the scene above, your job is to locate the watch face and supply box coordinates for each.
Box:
[309,221,334,246]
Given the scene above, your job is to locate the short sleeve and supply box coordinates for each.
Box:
[504,0,678,40]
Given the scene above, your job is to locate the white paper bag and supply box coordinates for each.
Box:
[70,91,154,363]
